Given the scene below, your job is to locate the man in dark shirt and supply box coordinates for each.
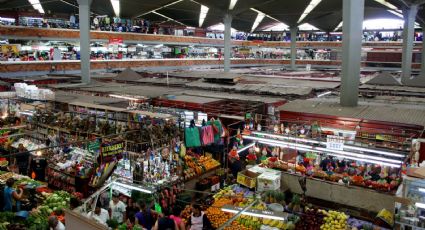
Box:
[15,144,30,176]
[30,156,47,181]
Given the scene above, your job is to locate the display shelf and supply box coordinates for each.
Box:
[395,221,425,230]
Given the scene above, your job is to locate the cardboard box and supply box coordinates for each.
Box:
[237,170,260,188]
[257,171,281,192]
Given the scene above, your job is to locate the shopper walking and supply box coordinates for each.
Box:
[169,207,186,230]
[87,202,110,225]
[3,178,23,211]
[135,201,160,230]
[109,192,126,224]
[14,143,30,176]
[187,205,213,230]
[153,209,178,230]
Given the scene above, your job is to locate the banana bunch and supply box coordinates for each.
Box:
[237,215,262,230]
[262,219,286,229]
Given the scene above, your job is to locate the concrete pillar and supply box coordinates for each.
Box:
[340,0,364,107]
[290,27,297,70]
[77,0,92,84]
[420,24,425,76]
[401,5,418,83]
[223,14,232,73]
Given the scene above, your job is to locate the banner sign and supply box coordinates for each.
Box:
[100,141,124,162]
[108,38,123,45]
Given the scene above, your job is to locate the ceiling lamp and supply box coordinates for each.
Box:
[110,0,120,17]
[297,0,322,23]
[251,11,266,32]
[387,9,403,18]
[28,0,45,14]
[229,0,238,10]
[334,21,343,31]
[199,5,209,27]
[374,0,399,11]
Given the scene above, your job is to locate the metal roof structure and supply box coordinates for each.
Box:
[0,0,422,32]
[278,99,425,127]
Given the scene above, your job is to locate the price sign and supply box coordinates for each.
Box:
[100,141,124,162]
[211,183,220,192]
[326,135,345,151]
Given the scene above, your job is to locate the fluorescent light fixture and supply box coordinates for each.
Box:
[221,204,286,221]
[316,147,403,164]
[199,5,209,27]
[113,181,153,194]
[374,0,399,11]
[249,132,320,144]
[343,145,405,158]
[259,140,314,153]
[237,142,256,154]
[154,44,164,48]
[317,91,332,98]
[251,8,283,24]
[416,202,425,209]
[110,0,120,17]
[249,131,405,158]
[418,188,425,193]
[298,0,322,23]
[109,94,143,101]
[387,9,403,18]
[139,0,184,17]
[326,152,400,168]
[152,11,187,27]
[334,21,343,32]
[251,12,266,32]
[229,0,238,10]
[27,0,45,14]
[244,135,314,150]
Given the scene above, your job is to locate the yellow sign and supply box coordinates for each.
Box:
[0,44,20,54]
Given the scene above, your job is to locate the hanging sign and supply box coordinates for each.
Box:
[100,141,124,162]
[108,37,123,45]
[326,135,345,151]
[87,139,101,154]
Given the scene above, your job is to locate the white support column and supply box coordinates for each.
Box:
[224,14,232,73]
[421,24,425,76]
[77,0,92,84]
[290,27,298,70]
[340,0,364,107]
[401,5,418,83]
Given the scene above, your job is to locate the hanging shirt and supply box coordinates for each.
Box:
[201,125,214,145]
[185,127,201,147]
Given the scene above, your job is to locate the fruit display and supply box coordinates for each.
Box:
[295,208,325,230]
[183,153,220,180]
[259,157,402,193]
[320,210,348,230]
